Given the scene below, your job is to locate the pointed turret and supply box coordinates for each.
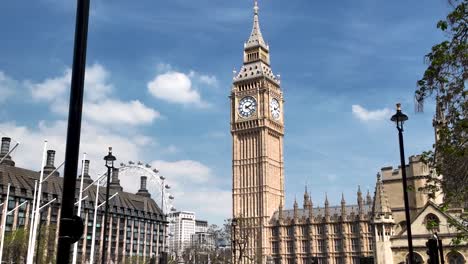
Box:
[324,193,330,219]
[366,189,372,205]
[357,185,364,215]
[245,1,268,50]
[372,173,395,263]
[278,201,284,220]
[303,186,310,209]
[341,193,346,216]
[234,1,279,84]
[372,173,392,219]
[293,197,299,220]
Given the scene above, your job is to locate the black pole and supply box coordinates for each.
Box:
[101,165,112,264]
[398,128,415,264]
[56,0,90,263]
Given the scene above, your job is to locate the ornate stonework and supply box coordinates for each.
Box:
[231,2,284,263]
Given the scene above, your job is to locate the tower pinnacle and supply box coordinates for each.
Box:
[245,0,267,50]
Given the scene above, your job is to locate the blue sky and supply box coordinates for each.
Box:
[0,0,450,225]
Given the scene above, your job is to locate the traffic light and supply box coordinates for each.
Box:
[426,238,440,264]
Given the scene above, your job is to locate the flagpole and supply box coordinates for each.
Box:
[0,184,11,261]
[72,153,87,264]
[27,140,48,264]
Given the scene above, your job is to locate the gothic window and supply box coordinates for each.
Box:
[318,240,325,252]
[368,238,373,250]
[351,223,358,233]
[272,241,279,254]
[351,238,359,251]
[302,240,310,253]
[448,252,465,264]
[287,227,293,236]
[302,226,308,236]
[425,213,440,232]
[272,227,279,237]
[333,224,341,233]
[334,239,342,251]
[335,257,344,264]
[352,257,360,264]
[286,241,293,253]
[317,225,324,234]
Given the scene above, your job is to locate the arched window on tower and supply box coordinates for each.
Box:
[447,251,465,264]
[425,213,440,232]
[406,253,424,264]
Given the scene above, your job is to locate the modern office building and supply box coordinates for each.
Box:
[0,137,167,263]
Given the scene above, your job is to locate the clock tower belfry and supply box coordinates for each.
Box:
[231,1,284,263]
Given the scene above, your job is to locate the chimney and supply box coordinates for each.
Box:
[109,168,123,191]
[43,150,59,177]
[78,160,93,184]
[136,176,151,198]
[0,137,15,166]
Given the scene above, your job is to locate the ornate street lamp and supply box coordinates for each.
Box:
[391,103,414,264]
[101,147,116,264]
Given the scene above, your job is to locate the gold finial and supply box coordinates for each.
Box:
[396,103,402,111]
[109,147,112,153]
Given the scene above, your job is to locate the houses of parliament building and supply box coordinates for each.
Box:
[230,2,467,264]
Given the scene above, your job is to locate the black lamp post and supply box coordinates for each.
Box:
[101,147,116,264]
[391,103,415,264]
[231,218,238,264]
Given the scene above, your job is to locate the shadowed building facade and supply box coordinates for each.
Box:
[0,138,166,263]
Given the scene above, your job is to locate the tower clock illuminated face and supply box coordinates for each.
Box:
[238,96,257,118]
[270,98,281,120]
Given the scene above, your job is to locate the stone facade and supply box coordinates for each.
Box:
[0,138,166,264]
[230,3,467,264]
[231,2,284,263]
[373,156,467,264]
[268,189,375,264]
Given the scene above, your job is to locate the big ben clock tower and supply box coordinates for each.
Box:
[231,1,284,263]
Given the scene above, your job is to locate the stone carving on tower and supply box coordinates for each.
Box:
[372,173,395,264]
[231,1,284,263]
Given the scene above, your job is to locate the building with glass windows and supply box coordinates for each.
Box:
[0,137,167,263]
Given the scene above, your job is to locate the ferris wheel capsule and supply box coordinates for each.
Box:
[153,169,159,174]
[128,161,134,165]
[120,162,125,167]
[145,164,151,168]
[169,195,174,200]
[137,161,143,165]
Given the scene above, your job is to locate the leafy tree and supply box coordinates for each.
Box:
[415,0,467,242]
[4,228,28,263]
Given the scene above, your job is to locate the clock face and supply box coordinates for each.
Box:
[270,98,281,120]
[238,96,257,118]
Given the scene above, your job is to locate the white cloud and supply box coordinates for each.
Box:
[0,120,149,176]
[352,104,391,122]
[150,160,213,185]
[85,99,160,125]
[0,71,16,103]
[29,69,71,101]
[147,71,207,106]
[28,63,159,126]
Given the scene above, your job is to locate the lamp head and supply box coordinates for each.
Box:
[390,103,408,130]
[232,218,238,227]
[104,147,116,168]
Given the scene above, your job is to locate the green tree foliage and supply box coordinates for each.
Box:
[415,0,467,242]
[4,228,28,263]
